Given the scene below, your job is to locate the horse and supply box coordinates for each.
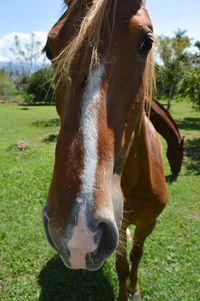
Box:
[42,1,168,300]
[149,99,184,176]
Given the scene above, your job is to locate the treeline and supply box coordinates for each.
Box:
[0,30,199,109]
[0,33,54,105]
[156,29,200,110]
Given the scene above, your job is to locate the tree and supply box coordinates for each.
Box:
[180,68,200,110]
[179,42,200,110]
[9,33,48,87]
[156,29,191,109]
[195,41,200,52]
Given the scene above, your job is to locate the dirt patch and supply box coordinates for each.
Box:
[0,99,8,104]
[192,210,200,221]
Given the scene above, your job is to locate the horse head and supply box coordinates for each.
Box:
[42,0,154,271]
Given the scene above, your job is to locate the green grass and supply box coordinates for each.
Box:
[0,101,199,301]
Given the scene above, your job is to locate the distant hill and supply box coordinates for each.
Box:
[0,60,49,74]
[0,61,12,70]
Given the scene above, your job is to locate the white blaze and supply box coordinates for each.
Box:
[67,205,97,269]
[68,64,105,268]
[80,64,105,194]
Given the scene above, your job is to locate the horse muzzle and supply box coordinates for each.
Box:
[42,204,119,271]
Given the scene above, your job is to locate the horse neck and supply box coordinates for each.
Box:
[150,99,182,146]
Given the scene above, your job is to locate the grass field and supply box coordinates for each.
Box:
[0,100,200,301]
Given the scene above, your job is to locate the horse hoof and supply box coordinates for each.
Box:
[127,290,141,301]
[126,228,133,241]
[133,291,141,301]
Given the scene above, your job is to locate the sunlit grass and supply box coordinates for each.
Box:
[0,101,199,301]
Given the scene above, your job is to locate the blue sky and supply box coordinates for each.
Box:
[0,0,199,61]
[0,0,199,38]
[0,0,62,36]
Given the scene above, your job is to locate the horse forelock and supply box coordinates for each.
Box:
[55,0,154,103]
[54,0,117,82]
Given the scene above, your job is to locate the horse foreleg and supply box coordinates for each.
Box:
[128,222,156,301]
[116,224,130,301]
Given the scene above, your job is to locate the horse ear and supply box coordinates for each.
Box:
[64,0,71,5]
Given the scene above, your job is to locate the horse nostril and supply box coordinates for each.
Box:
[86,219,118,269]
[98,220,118,252]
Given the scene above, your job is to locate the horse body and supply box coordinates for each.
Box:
[43,1,168,300]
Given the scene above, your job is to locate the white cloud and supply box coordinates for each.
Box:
[0,31,48,63]
[0,55,10,62]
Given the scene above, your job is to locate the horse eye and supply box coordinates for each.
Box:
[139,35,154,58]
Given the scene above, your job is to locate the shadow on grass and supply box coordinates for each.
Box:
[185,138,200,175]
[18,107,30,110]
[165,174,178,183]
[38,256,115,301]
[177,117,200,131]
[18,103,54,107]
[43,134,58,143]
[33,118,60,128]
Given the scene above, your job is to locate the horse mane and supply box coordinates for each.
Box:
[55,0,154,104]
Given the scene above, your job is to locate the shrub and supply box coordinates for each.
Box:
[23,68,55,104]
